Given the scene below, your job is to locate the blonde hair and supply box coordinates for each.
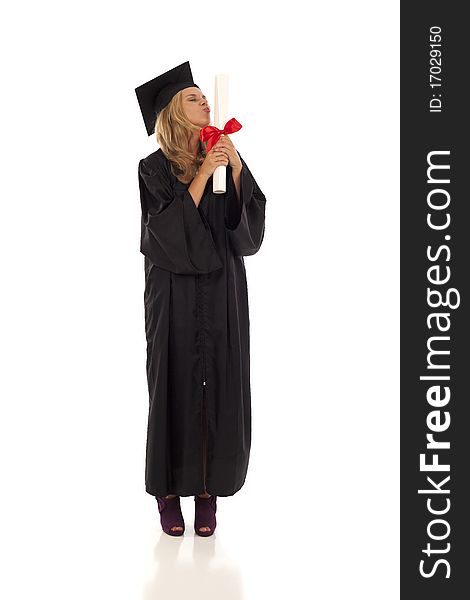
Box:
[154,90,207,184]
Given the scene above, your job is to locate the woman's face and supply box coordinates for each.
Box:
[182,87,211,127]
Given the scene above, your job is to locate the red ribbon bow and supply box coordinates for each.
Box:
[199,117,242,152]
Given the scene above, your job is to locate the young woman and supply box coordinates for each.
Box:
[136,62,266,536]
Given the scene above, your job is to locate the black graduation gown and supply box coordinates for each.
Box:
[138,148,266,497]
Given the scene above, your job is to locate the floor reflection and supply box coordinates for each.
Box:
[143,527,244,600]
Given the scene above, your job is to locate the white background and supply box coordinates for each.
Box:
[0,1,399,598]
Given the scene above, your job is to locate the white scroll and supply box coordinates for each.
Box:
[212,73,229,194]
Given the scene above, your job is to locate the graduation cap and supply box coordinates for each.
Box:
[135,61,200,136]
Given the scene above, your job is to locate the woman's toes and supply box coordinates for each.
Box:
[171,526,183,531]
[198,526,211,533]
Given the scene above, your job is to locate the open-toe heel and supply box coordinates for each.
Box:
[194,495,217,537]
[156,496,185,536]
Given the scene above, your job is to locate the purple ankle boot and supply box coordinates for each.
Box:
[194,494,217,536]
[156,496,185,536]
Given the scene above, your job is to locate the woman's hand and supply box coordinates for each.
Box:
[199,145,230,178]
[212,135,243,171]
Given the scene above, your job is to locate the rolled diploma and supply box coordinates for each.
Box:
[213,73,229,194]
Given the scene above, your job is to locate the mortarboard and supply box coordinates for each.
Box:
[135,61,200,136]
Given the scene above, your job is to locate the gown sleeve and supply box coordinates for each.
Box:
[224,152,266,257]
[138,157,224,274]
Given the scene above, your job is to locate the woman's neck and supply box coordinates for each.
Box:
[188,131,200,156]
